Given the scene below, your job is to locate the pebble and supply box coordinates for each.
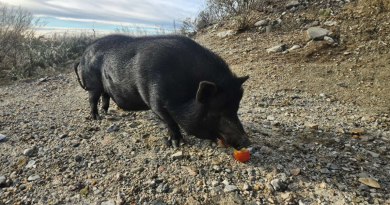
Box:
[254,20,269,27]
[367,151,380,158]
[270,179,287,191]
[74,155,83,162]
[324,36,335,44]
[217,30,234,38]
[267,116,275,121]
[101,200,116,205]
[27,175,40,181]
[290,168,300,176]
[0,134,5,141]
[289,45,301,50]
[213,165,222,172]
[307,27,331,40]
[130,167,144,173]
[320,168,331,174]
[156,183,169,193]
[23,148,34,156]
[26,160,36,168]
[266,44,287,53]
[224,185,238,193]
[152,200,167,205]
[172,151,183,160]
[211,180,219,187]
[59,134,68,139]
[0,175,6,185]
[243,183,250,190]
[106,124,117,132]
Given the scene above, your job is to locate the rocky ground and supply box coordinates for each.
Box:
[1,1,390,205]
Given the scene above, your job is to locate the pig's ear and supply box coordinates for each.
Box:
[196,81,217,103]
[237,76,249,85]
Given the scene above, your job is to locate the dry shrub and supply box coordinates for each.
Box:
[359,0,390,12]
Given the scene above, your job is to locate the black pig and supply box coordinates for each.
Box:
[75,35,251,149]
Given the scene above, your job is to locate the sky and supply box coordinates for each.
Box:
[1,0,205,35]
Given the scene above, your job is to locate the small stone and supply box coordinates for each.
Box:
[266,44,287,53]
[116,173,123,181]
[211,180,219,187]
[158,166,165,172]
[68,185,77,191]
[320,93,328,98]
[222,179,230,186]
[213,165,222,172]
[271,179,287,191]
[350,128,364,134]
[101,200,116,205]
[324,36,335,44]
[26,160,36,168]
[289,45,301,50]
[0,175,6,185]
[307,27,331,41]
[358,172,369,178]
[0,134,5,141]
[196,180,202,186]
[307,124,319,130]
[224,185,238,193]
[156,183,169,193]
[107,124,118,132]
[59,134,68,139]
[267,116,275,121]
[290,168,300,176]
[243,183,250,190]
[130,167,144,173]
[23,148,34,156]
[286,0,300,8]
[217,30,234,38]
[152,200,167,205]
[320,168,331,174]
[328,164,338,170]
[27,175,40,181]
[337,184,347,191]
[74,155,83,162]
[266,184,275,193]
[367,151,380,158]
[254,20,269,27]
[172,151,183,160]
[281,192,292,200]
[182,166,198,176]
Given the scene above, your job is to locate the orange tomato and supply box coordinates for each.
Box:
[233,148,250,162]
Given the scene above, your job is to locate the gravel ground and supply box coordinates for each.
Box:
[1,62,389,205]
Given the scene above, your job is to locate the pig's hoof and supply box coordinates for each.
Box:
[92,114,102,120]
[172,140,180,148]
[162,137,171,146]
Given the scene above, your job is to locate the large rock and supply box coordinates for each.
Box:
[254,20,269,27]
[307,27,331,40]
[217,30,234,38]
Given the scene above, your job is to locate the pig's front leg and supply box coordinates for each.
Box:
[152,107,183,148]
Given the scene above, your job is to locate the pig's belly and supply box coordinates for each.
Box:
[107,87,150,111]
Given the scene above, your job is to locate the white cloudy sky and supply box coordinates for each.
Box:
[1,0,205,34]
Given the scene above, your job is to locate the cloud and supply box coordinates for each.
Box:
[1,0,204,29]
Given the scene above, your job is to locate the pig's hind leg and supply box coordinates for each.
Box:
[101,92,110,114]
[153,107,183,148]
[88,90,102,120]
